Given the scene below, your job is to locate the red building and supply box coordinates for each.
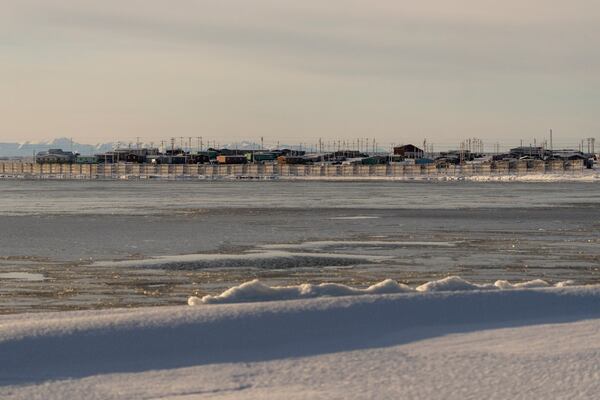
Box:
[393,144,424,159]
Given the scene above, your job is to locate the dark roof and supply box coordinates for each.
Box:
[394,144,423,152]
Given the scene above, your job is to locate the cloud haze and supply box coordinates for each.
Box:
[1,1,598,148]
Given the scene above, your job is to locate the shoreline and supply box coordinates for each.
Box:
[1,171,598,183]
[1,160,597,184]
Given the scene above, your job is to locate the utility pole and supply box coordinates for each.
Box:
[584,137,595,154]
[584,137,592,154]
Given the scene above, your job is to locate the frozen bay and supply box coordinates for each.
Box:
[1,180,599,313]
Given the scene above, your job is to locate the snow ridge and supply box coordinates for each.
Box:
[191,276,573,305]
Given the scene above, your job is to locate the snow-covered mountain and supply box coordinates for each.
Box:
[0,138,115,157]
[0,138,388,157]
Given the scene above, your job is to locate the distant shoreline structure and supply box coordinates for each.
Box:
[1,160,597,182]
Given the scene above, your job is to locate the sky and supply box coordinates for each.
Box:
[1,1,599,149]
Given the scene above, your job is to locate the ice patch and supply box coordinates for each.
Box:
[0,272,46,281]
[189,276,575,305]
[260,240,456,250]
[329,216,381,220]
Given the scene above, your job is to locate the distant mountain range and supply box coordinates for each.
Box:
[0,138,115,157]
[0,139,287,157]
[0,138,385,157]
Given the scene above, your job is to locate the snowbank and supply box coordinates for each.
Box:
[2,281,600,399]
[192,276,572,304]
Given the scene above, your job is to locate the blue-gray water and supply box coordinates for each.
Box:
[1,180,599,313]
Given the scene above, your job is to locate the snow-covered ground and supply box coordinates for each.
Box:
[2,278,600,399]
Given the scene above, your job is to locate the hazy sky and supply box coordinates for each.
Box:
[1,1,598,148]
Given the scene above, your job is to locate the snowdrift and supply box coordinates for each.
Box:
[2,281,600,388]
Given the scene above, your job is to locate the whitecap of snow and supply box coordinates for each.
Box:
[493,279,550,289]
[191,278,413,305]
[191,276,578,305]
[416,276,495,292]
[555,280,576,288]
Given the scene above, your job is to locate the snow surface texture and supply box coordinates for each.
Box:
[191,276,572,304]
[2,280,600,399]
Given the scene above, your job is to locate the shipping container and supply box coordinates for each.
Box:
[277,156,307,165]
[216,155,247,164]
